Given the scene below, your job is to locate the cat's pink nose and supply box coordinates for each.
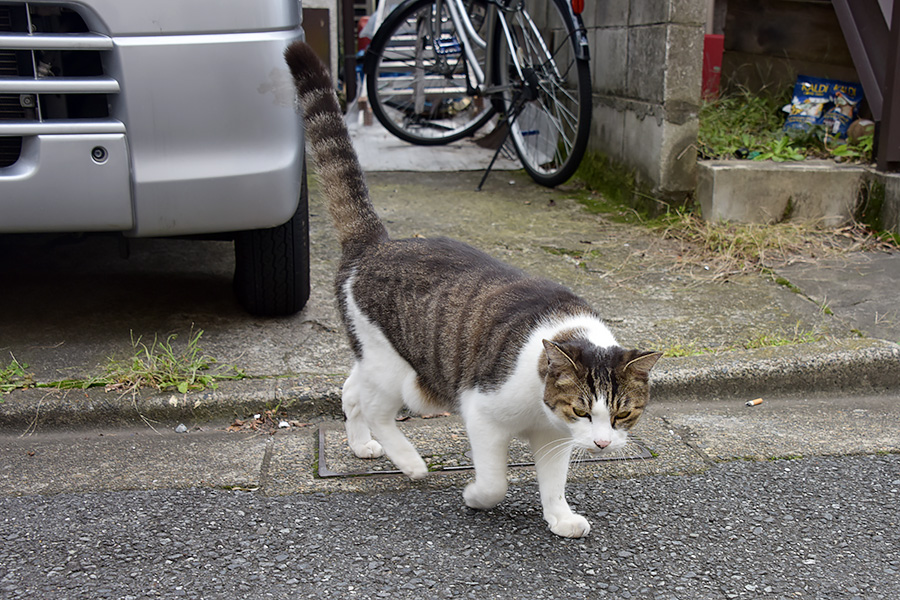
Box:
[594,439,611,449]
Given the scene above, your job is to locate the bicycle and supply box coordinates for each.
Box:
[363,0,592,187]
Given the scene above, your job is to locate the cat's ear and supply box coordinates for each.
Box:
[542,339,580,375]
[623,350,663,379]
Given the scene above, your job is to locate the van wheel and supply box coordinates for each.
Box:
[233,163,310,317]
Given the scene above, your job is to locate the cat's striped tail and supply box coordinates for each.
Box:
[284,42,388,256]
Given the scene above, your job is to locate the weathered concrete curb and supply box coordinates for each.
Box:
[652,338,900,401]
[2,339,898,432]
[0,375,344,432]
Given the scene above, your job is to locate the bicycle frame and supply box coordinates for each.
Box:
[448,0,503,96]
[438,0,487,88]
[431,0,589,98]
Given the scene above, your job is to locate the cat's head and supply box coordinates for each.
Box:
[540,338,662,453]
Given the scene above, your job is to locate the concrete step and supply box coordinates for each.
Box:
[696,159,900,232]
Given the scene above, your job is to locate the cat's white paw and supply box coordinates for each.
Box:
[402,461,429,480]
[547,513,591,538]
[393,454,428,480]
[350,440,384,459]
[463,481,506,510]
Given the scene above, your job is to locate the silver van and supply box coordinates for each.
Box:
[0,0,309,316]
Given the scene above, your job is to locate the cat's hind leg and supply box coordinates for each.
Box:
[353,369,428,480]
[364,395,429,480]
[342,364,384,459]
[527,427,590,538]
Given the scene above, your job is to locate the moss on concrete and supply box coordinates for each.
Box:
[573,151,670,220]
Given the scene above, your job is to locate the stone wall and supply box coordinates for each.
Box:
[580,0,706,204]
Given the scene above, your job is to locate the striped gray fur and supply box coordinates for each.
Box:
[284,41,657,413]
[284,42,387,257]
[349,237,598,406]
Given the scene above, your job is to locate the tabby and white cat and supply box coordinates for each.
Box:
[285,42,661,538]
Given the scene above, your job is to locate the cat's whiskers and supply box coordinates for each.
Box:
[532,437,576,469]
[533,436,572,456]
[568,446,591,477]
[603,444,628,461]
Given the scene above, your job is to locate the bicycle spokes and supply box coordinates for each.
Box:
[365,0,495,145]
[496,0,591,186]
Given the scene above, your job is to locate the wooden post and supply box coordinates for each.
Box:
[878,0,900,170]
[342,0,357,103]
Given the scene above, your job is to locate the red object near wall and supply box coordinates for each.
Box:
[358,15,371,52]
[703,34,724,99]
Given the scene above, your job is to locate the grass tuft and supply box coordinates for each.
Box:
[699,88,790,160]
[698,86,875,163]
[0,355,33,394]
[101,328,246,394]
[651,327,826,358]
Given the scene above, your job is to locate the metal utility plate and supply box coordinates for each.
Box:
[316,416,654,478]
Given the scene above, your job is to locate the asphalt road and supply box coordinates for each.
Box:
[1,449,898,599]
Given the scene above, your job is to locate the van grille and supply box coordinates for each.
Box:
[0,2,117,167]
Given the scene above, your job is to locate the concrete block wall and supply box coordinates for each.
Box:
[580,0,706,203]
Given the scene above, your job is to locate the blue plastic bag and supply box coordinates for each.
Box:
[782,75,864,138]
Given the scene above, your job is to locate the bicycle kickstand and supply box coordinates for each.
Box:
[476,94,526,192]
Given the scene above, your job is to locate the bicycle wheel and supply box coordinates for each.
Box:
[494,0,592,186]
[364,0,496,145]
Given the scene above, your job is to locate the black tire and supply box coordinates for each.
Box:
[233,162,311,317]
[495,0,592,187]
[364,0,496,145]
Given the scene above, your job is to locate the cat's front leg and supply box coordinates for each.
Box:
[528,428,591,538]
[462,416,510,510]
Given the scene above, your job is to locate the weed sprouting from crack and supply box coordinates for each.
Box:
[100,327,247,394]
[0,354,33,394]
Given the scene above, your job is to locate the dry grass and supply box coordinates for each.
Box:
[652,210,897,280]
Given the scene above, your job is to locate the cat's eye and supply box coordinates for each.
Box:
[573,407,590,419]
[613,411,634,427]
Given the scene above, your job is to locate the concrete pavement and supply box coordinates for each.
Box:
[3,391,899,498]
